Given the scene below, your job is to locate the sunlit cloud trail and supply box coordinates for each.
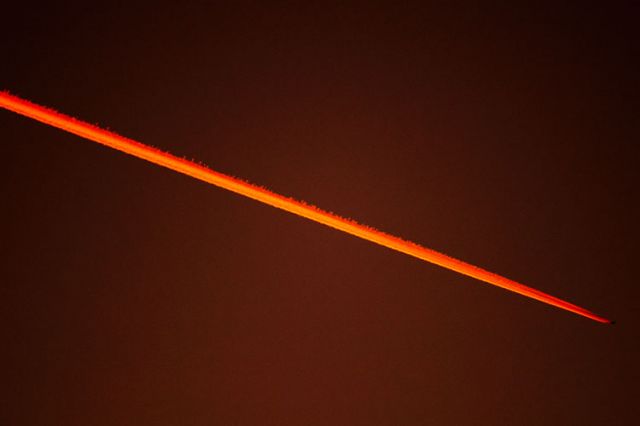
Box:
[0,91,612,323]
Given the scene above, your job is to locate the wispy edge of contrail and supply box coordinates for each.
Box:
[0,91,612,324]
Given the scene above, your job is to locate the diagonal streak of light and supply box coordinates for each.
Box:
[0,91,612,324]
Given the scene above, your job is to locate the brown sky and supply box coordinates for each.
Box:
[1,2,638,425]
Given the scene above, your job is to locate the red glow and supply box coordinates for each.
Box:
[0,91,612,323]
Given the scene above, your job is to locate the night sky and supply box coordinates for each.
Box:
[1,2,638,425]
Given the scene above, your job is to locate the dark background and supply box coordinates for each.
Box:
[1,2,638,425]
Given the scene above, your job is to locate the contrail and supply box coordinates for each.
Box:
[0,91,612,323]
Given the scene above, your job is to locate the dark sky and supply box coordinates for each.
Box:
[1,2,638,425]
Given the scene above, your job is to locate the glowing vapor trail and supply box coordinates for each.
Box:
[0,91,611,323]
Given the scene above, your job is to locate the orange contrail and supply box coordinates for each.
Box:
[0,91,612,323]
